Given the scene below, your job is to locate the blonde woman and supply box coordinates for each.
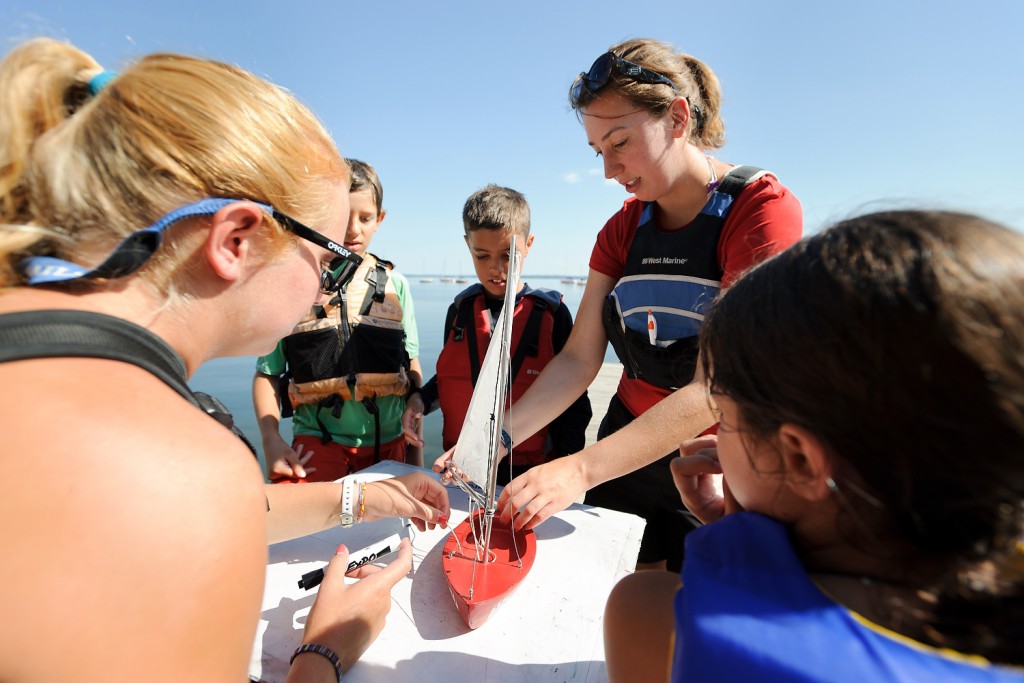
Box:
[0,38,447,682]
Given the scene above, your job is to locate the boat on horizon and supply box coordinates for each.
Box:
[441,236,535,630]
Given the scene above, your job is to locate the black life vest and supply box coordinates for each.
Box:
[602,166,770,390]
[281,253,410,407]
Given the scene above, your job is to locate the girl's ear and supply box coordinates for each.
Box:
[668,97,691,138]
[776,423,834,503]
[203,202,266,282]
[376,208,387,225]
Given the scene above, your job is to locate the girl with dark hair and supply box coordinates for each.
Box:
[604,210,1024,681]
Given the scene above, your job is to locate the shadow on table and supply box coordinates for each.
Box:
[352,651,605,683]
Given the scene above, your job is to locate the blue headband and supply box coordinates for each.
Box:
[87,70,118,96]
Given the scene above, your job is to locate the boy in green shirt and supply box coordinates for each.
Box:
[253,160,421,482]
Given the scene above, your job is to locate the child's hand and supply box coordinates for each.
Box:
[432,447,454,482]
[670,435,739,525]
[401,395,425,447]
[267,441,316,481]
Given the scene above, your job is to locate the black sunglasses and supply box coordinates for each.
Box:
[273,210,363,293]
[570,51,677,107]
[20,197,361,289]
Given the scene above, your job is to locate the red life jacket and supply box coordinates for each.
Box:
[436,285,561,467]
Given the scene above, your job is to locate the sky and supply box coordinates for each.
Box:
[2,1,1022,277]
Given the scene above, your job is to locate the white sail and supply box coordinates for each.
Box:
[450,237,521,496]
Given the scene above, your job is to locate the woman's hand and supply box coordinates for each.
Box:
[669,435,740,524]
[496,453,587,530]
[362,472,450,531]
[267,440,315,481]
[401,393,425,447]
[291,539,413,678]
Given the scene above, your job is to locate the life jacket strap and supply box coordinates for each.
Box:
[362,396,382,464]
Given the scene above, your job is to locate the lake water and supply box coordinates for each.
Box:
[190,275,615,468]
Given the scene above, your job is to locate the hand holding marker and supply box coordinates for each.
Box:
[298,531,405,590]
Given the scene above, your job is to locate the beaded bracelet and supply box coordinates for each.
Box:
[356,482,367,523]
[290,643,343,682]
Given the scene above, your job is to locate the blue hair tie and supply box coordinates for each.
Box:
[87,70,118,96]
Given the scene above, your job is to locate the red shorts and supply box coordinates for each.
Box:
[270,434,406,484]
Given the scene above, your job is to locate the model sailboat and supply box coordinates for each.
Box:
[441,236,536,629]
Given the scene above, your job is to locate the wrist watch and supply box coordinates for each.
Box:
[340,478,358,528]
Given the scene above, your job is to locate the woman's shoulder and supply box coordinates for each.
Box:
[1,358,267,677]
[729,168,802,217]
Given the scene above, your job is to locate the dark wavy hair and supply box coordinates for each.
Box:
[700,210,1024,663]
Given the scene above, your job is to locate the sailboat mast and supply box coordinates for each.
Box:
[479,235,519,556]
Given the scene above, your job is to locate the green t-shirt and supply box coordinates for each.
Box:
[255,268,419,447]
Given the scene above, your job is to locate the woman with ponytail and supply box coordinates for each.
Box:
[0,38,447,682]
[488,38,803,571]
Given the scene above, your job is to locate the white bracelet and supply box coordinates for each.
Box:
[340,477,359,528]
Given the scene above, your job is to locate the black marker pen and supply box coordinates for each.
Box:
[297,533,403,590]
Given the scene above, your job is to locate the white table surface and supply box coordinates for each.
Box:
[250,461,645,683]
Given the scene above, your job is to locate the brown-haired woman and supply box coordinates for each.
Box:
[488,38,803,572]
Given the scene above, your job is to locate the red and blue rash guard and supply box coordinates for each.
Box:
[590,170,802,417]
[674,513,1024,682]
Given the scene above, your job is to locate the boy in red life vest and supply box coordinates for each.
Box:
[402,185,591,485]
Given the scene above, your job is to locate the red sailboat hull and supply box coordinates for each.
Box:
[441,509,536,629]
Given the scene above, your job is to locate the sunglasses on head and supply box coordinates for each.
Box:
[570,51,678,107]
[21,198,363,294]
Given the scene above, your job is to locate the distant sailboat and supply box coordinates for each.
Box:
[441,236,535,629]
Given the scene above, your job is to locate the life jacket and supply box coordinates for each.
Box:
[282,253,410,410]
[435,284,561,467]
[0,309,259,457]
[602,166,769,390]
[675,513,1024,682]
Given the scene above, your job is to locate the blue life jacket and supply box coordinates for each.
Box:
[675,513,1024,682]
[602,166,768,390]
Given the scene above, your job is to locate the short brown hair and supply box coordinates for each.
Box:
[462,184,530,239]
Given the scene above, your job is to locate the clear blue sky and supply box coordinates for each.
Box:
[3,1,1022,276]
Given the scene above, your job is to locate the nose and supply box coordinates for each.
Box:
[345,214,360,240]
[602,154,620,180]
